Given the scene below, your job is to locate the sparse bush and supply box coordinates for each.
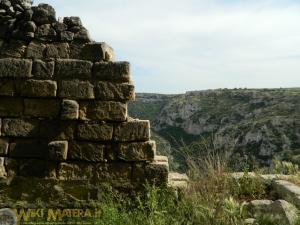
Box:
[273,158,300,175]
[229,171,267,200]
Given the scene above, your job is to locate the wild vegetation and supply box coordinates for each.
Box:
[23,149,300,225]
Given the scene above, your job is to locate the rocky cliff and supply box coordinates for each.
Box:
[129,89,300,171]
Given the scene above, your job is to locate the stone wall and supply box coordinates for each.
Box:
[0,0,171,204]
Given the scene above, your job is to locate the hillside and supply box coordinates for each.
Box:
[128,88,300,171]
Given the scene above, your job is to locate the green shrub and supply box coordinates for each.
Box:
[273,159,299,175]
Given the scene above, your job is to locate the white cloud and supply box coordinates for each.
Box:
[34,0,300,93]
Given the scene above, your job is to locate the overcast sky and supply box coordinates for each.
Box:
[34,0,300,94]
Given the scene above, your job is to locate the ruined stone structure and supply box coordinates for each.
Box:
[0,0,187,206]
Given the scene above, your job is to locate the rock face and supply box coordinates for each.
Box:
[0,0,170,206]
[129,90,300,171]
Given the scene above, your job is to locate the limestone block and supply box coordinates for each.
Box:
[69,42,84,59]
[68,141,106,162]
[45,43,69,58]
[0,58,32,77]
[32,59,54,78]
[0,139,8,156]
[249,200,274,214]
[60,31,74,42]
[58,80,94,99]
[58,162,93,180]
[32,3,56,25]
[4,158,17,177]
[53,21,67,33]
[0,157,6,177]
[145,156,169,185]
[74,27,92,42]
[20,79,57,97]
[168,172,189,190]
[58,162,132,186]
[79,101,127,121]
[0,40,27,58]
[81,42,114,62]
[39,120,75,140]
[273,180,300,208]
[0,98,23,117]
[61,99,79,120]
[63,17,82,27]
[93,61,130,82]
[36,24,57,41]
[55,59,92,78]
[114,120,150,141]
[117,141,156,161]
[0,79,15,96]
[95,81,135,101]
[24,99,60,117]
[133,158,169,186]
[14,159,57,178]
[2,118,39,137]
[271,200,299,225]
[97,163,132,187]
[26,41,46,59]
[249,199,299,225]
[48,141,68,161]
[9,140,48,159]
[77,123,113,141]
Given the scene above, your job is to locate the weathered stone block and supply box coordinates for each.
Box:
[81,42,114,62]
[68,141,106,162]
[36,24,57,41]
[0,58,32,77]
[26,41,46,59]
[95,163,132,186]
[74,27,92,42]
[60,31,74,42]
[114,120,150,141]
[4,158,17,177]
[0,98,23,117]
[58,80,94,99]
[48,141,68,161]
[133,157,169,186]
[40,120,75,140]
[15,159,57,178]
[79,101,127,121]
[20,79,57,97]
[61,99,79,120]
[45,43,69,58]
[2,119,39,137]
[58,162,92,180]
[77,123,113,141]
[9,140,48,159]
[117,141,156,161]
[58,162,132,186]
[0,139,8,156]
[24,99,60,118]
[32,3,56,25]
[0,157,6,177]
[64,17,82,27]
[69,42,84,59]
[93,61,130,82]
[32,59,54,78]
[0,40,27,58]
[95,81,135,101]
[55,59,92,78]
[0,79,15,96]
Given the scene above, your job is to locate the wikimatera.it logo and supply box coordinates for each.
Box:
[0,208,101,224]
